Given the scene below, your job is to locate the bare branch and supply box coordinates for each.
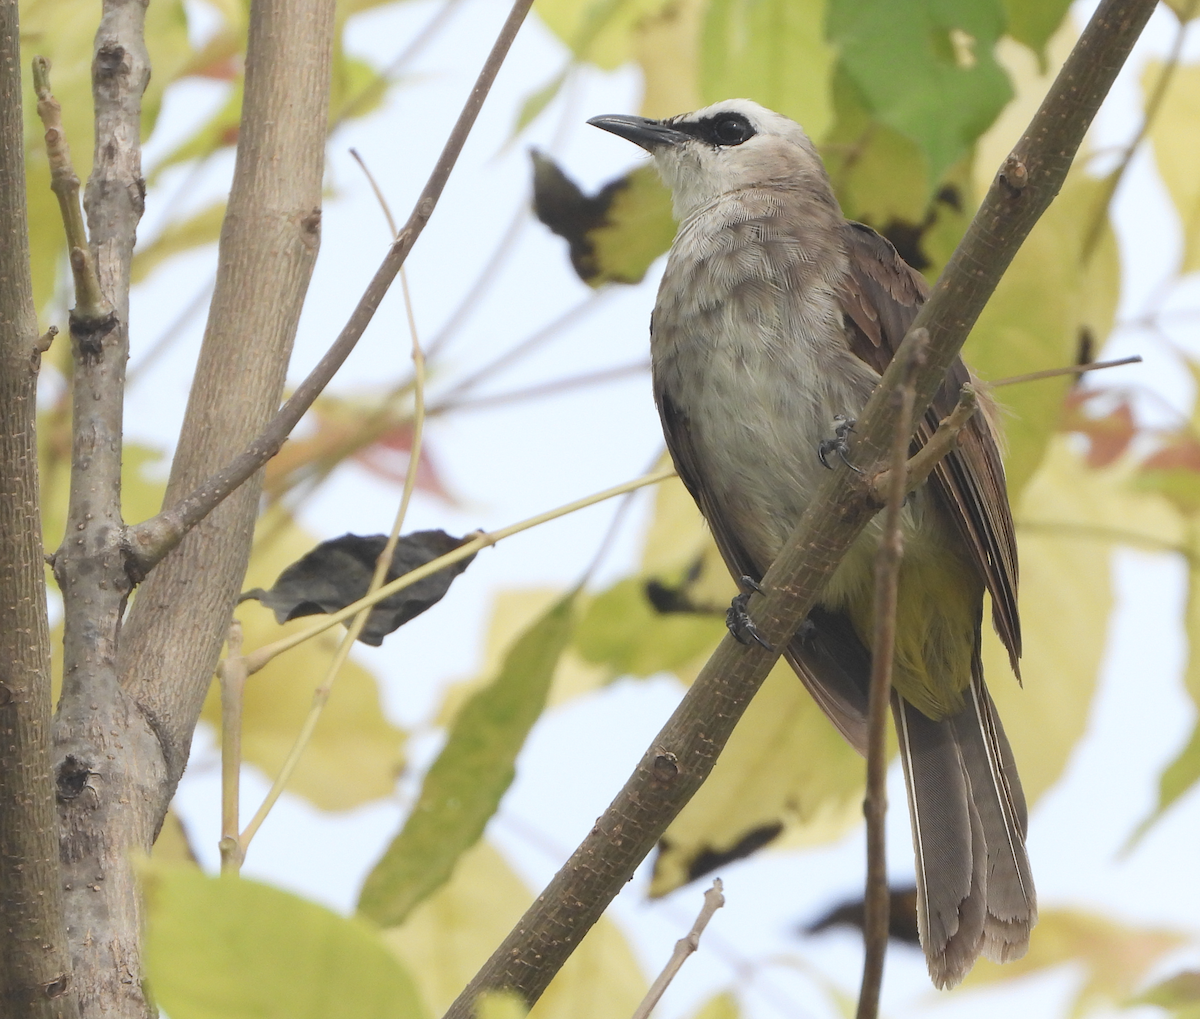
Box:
[631,880,725,1019]
[857,330,927,1019]
[123,0,537,578]
[0,1,78,1013]
[49,0,155,1013]
[116,0,339,803]
[440,1,1159,1012]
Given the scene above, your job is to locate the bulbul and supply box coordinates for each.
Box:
[589,99,1035,988]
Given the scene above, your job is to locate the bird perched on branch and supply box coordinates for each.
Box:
[588,98,1035,989]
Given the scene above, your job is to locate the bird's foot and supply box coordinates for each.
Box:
[817,415,863,473]
[726,576,773,651]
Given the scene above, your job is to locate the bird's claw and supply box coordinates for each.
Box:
[817,416,863,474]
[726,582,774,652]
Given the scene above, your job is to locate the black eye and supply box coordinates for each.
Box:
[708,114,753,146]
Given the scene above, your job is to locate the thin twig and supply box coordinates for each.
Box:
[631,880,726,1019]
[218,621,247,873]
[331,0,466,129]
[1079,0,1197,262]
[989,354,1141,388]
[857,330,927,1019]
[425,203,530,360]
[429,360,649,415]
[871,386,977,502]
[124,0,537,577]
[241,466,675,676]
[239,258,428,860]
[125,276,215,385]
[31,57,112,326]
[432,287,616,404]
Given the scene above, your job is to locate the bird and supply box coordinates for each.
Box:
[587,98,1035,989]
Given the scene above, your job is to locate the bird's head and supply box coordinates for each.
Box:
[587,99,833,220]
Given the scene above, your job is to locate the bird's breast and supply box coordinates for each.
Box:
[652,213,880,572]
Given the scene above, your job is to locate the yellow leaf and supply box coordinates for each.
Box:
[587,165,676,286]
[202,512,406,811]
[437,589,609,723]
[533,0,674,70]
[689,991,739,1019]
[633,0,704,118]
[1147,60,1200,275]
[476,991,529,1019]
[964,168,1120,501]
[651,659,865,896]
[152,809,200,867]
[383,840,647,1019]
[983,440,1119,807]
[960,907,1184,1017]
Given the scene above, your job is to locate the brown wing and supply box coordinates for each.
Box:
[837,221,1021,670]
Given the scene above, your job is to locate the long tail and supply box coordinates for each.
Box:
[893,659,1036,988]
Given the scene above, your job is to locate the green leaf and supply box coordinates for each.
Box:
[821,68,931,227]
[700,0,834,140]
[574,576,725,678]
[142,865,428,1019]
[383,841,647,1019]
[1146,61,1200,275]
[149,81,245,181]
[1001,0,1072,64]
[589,165,677,283]
[510,70,569,141]
[826,0,1012,183]
[358,596,577,926]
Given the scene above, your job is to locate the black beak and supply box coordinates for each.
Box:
[586,114,690,152]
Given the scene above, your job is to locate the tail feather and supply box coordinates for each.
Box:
[953,667,1036,962]
[783,610,1035,986]
[895,665,1036,987]
[894,695,986,987]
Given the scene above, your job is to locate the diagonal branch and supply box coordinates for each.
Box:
[123,0,536,579]
[440,0,1159,1013]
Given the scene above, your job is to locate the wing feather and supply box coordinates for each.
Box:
[837,222,1021,668]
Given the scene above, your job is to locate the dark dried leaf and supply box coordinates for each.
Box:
[531,150,674,286]
[804,886,921,946]
[241,531,475,646]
